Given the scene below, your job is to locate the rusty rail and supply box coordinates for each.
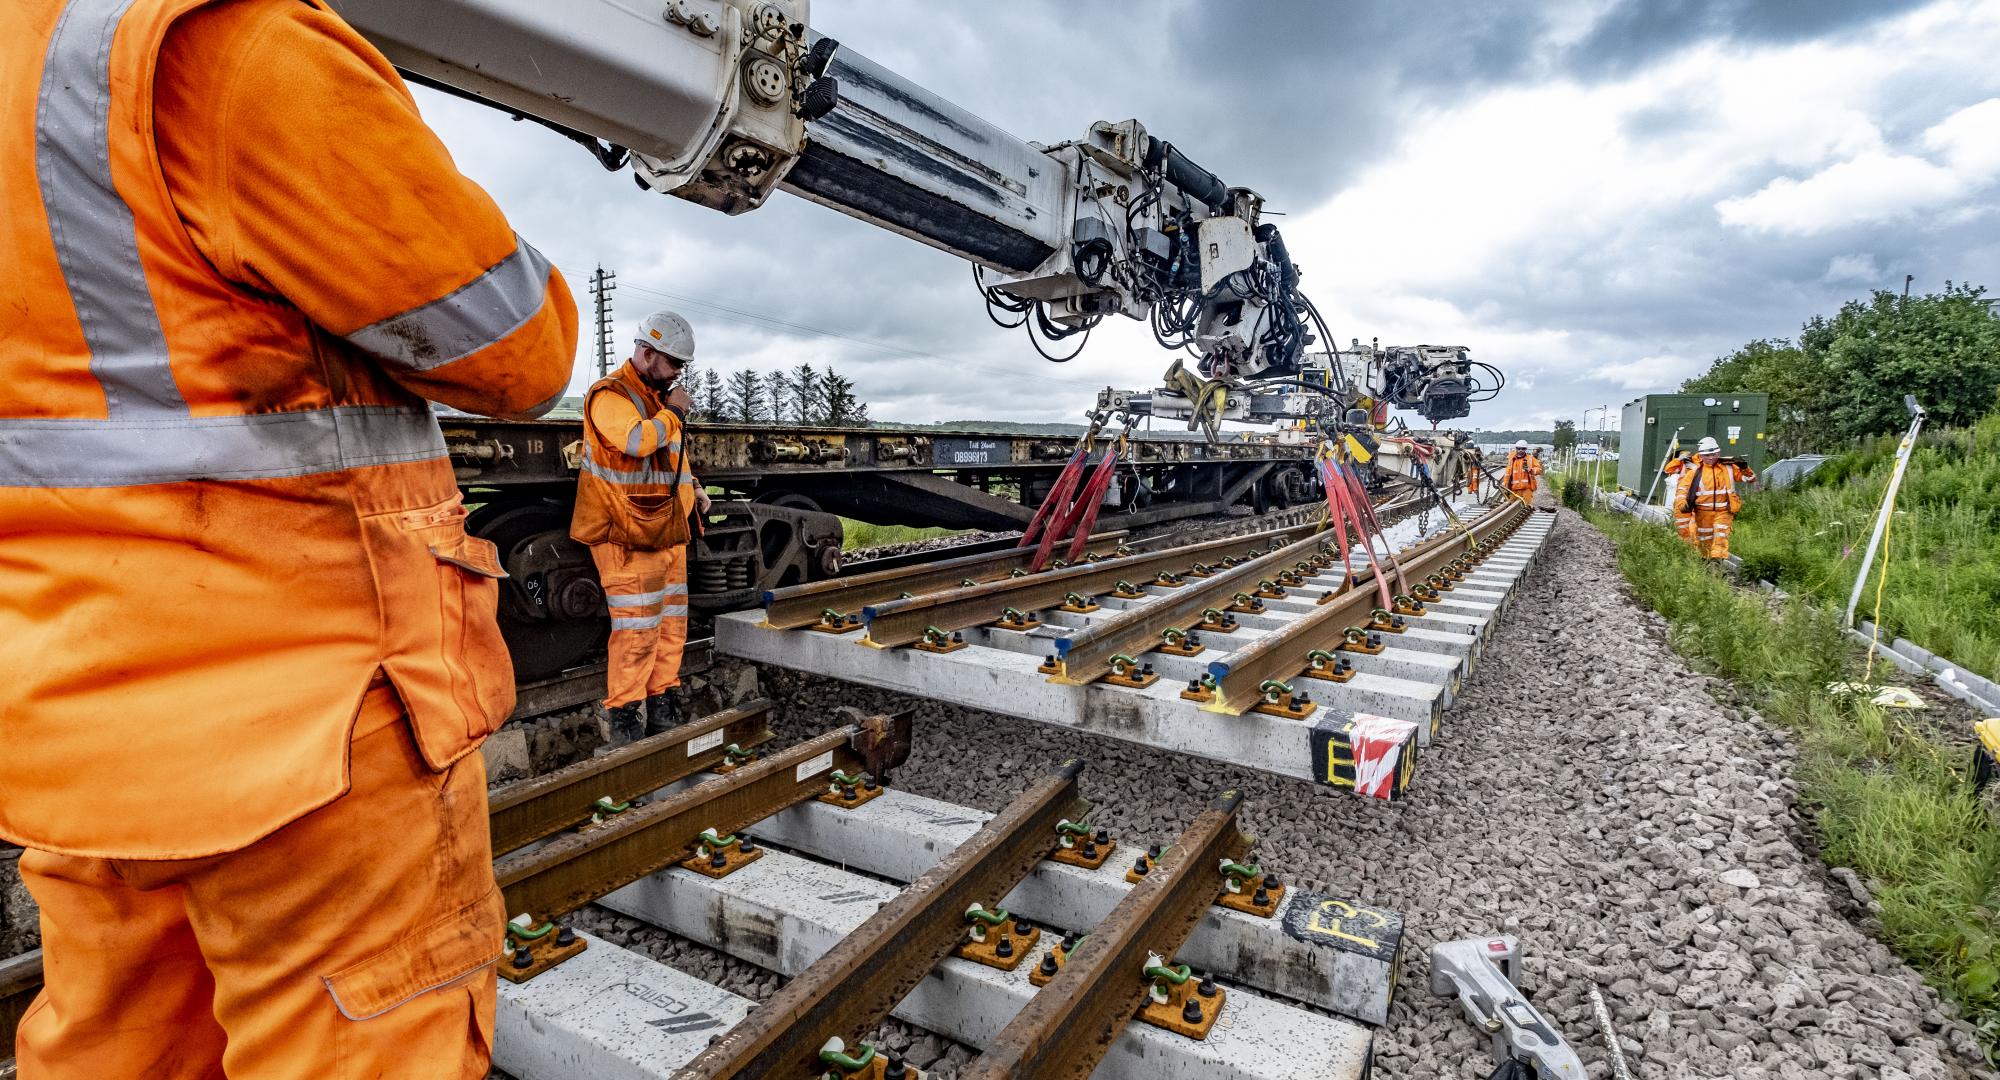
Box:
[962,790,1253,1080]
[1206,501,1528,713]
[1,947,40,1067]
[674,760,1091,1079]
[1049,530,1334,684]
[488,698,778,856]
[494,713,912,928]
[762,533,1131,629]
[862,523,1323,649]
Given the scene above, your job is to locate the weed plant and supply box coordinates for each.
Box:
[840,520,966,551]
[1592,511,2000,1059]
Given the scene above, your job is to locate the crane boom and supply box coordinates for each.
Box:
[329,0,1496,439]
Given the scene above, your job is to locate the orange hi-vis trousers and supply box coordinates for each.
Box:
[1694,509,1737,560]
[16,682,505,1079]
[592,542,690,709]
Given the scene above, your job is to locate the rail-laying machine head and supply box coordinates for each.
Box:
[336,0,1502,461]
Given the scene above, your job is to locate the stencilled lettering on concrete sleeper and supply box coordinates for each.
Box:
[1280,894,1405,964]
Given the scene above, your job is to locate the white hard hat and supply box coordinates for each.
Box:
[1514,440,1528,449]
[635,310,695,361]
[1697,436,1720,453]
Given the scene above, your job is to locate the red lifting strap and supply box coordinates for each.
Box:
[1019,445,1087,551]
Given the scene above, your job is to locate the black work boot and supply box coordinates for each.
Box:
[605,702,645,746]
[643,691,684,736]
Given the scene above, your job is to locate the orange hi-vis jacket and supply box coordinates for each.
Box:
[1504,451,1540,492]
[571,362,697,551]
[1,0,577,858]
[1682,459,1755,514]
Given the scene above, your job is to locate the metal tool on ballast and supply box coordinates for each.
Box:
[1430,935,1585,1080]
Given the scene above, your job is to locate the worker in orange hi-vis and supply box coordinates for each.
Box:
[1684,436,1757,561]
[1503,439,1540,503]
[1462,446,1484,497]
[2,2,576,1077]
[572,312,712,745]
[1660,449,1700,544]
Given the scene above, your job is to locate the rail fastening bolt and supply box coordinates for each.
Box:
[554,926,577,947]
[1039,953,1059,975]
[1133,855,1150,876]
[1198,973,1218,998]
[1182,997,1204,1024]
[511,947,534,970]
[995,935,1013,959]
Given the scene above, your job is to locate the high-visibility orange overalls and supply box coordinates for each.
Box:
[1660,454,1699,543]
[3,1,577,1074]
[1504,451,1540,501]
[1685,459,1756,559]
[571,362,700,711]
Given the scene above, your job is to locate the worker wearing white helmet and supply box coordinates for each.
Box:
[1504,439,1542,502]
[571,311,713,742]
[1668,434,1756,561]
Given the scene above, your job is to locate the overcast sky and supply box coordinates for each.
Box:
[410,0,2000,432]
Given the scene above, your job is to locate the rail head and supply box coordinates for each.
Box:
[672,758,1091,1080]
[962,789,1253,1080]
[493,712,914,928]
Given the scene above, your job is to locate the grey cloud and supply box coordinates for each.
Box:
[1568,0,1932,78]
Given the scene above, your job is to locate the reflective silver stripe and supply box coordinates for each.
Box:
[38,0,188,418]
[610,614,663,631]
[623,422,648,457]
[606,588,667,606]
[582,458,685,485]
[0,405,446,488]
[662,583,689,596]
[345,236,552,372]
[650,418,671,449]
[659,604,688,617]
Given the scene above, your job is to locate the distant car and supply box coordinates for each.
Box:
[1576,445,1599,461]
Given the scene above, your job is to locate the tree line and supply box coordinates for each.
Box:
[1683,282,2000,454]
[677,362,870,426]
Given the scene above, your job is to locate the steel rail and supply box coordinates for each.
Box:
[1206,501,1529,714]
[493,713,912,928]
[961,790,1253,1080]
[1,948,40,1069]
[673,760,1090,1080]
[762,532,1131,629]
[487,698,778,856]
[1049,530,1335,684]
[862,523,1324,649]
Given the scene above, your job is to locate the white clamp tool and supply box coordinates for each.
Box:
[1430,935,1587,1080]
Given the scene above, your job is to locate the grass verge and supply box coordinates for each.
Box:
[1588,508,2000,1060]
[840,519,968,551]
[1731,412,2000,682]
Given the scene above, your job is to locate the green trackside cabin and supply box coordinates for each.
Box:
[1617,393,1770,499]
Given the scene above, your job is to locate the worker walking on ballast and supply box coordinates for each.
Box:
[3,1,576,1075]
[573,312,712,744]
[1680,436,1756,562]
[1503,439,1541,503]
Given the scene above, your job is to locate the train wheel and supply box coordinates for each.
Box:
[468,500,608,682]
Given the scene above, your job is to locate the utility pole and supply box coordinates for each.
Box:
[588,265,617,378]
